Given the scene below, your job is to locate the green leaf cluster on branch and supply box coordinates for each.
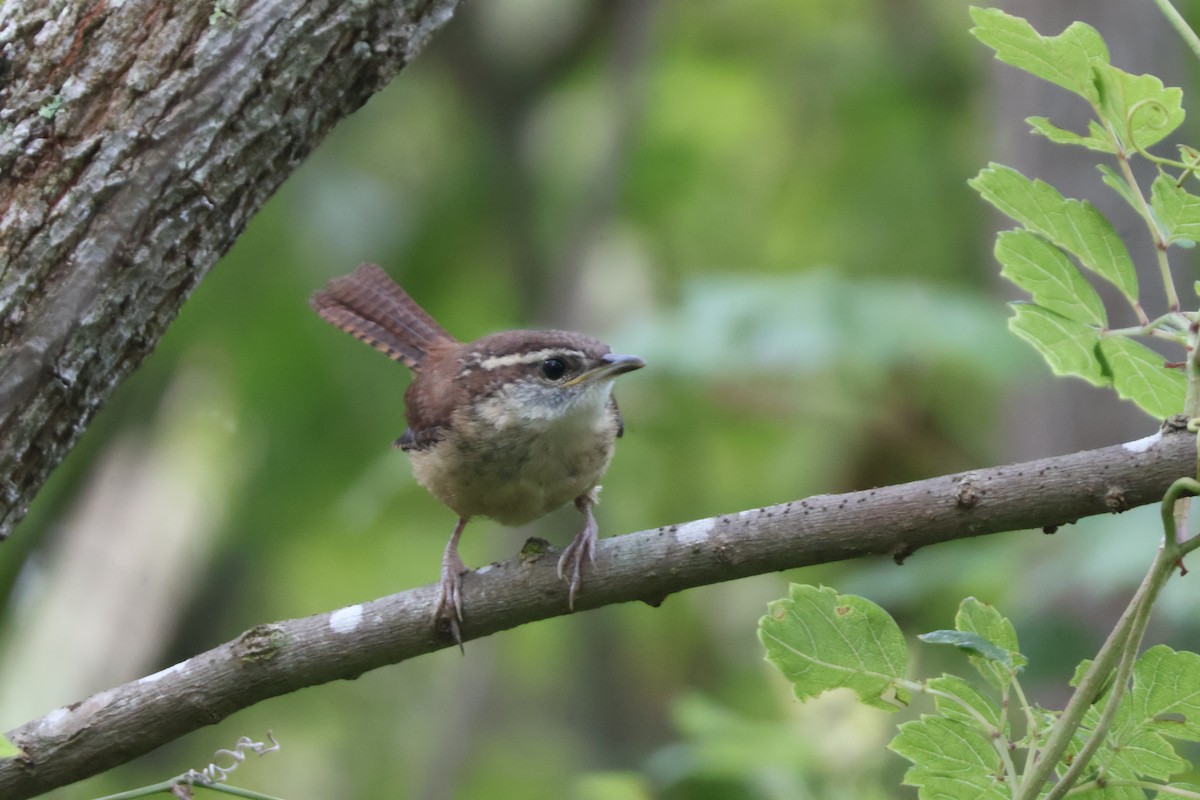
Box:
[758,7,1200,799]
[967,6,1200,420]
[760,585,1200,799]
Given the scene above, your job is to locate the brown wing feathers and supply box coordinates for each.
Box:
[309,264,455,370]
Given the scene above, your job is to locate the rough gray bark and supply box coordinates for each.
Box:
[0,0,460,540]
[1,422,1195,798]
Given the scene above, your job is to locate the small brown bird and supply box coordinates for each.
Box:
[310,264,644,640]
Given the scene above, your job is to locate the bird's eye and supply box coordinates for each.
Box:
[541,358,567,381]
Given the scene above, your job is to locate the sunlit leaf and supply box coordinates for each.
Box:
[1027,116,1115,154]
[904,773,1010,800]
[953,598,1026,690]
[1082,648,1200,787]
[1150,174,1200,245]
[1008,303,1106,387]
[1098,337,1185,420]
[759,584,909,711]
[969,6,1107,102]
[971,164,1137,301]
[926,675,1003,732]
[890,716,1007,799]
[0,734,18,759]
[1093,63,1185,151]
[995,229,1106,326]
[1098,164,1144,214]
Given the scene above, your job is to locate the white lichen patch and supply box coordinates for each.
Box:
[1122,432,1162,453]
[329,604,364,634]
[675,518,715,546]
[137,661,185,685]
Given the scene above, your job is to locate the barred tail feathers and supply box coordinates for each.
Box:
[310,263,455,369]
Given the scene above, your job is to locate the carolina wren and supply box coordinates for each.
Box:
[310,263,644,640]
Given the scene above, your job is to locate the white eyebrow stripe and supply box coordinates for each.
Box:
[476,348,586,371]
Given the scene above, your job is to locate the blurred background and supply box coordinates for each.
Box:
[4,0,1200,797]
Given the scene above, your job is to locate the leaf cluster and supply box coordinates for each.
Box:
[968,7,1200,420]
[759,585,1200,799]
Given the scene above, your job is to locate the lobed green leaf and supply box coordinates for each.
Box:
[759,584,909,711]
[1097,337,1185,420]
[1150,174,1200,245]
[968,6,1106,103]
[1093,63,1186,151]
[954,598,1026,690]
[1008,304,1107,387]
[890,716,1007,799]
[1097,164,1144,215]
[1129,646,1200,742]
[971,164,1138,301]
[926,674,1004,732]
[1081,647,1200,787]
[906,774,1010,800]
[995,229,1107,326]
[1027,116,1115,154]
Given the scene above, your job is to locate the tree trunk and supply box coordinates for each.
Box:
[0,0,459,540]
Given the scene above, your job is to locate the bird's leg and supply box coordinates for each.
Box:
[434,517,470,645]
[557,490,599,609]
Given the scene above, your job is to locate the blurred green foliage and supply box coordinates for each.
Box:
[2,1,1197,798]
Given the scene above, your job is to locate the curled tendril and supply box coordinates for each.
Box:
[180,731,280,786]
[1124,97,1174,162]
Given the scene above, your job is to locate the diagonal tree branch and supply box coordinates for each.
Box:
[1,422,1193,799]
[0,0,460,540]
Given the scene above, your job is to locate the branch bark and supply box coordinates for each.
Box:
[0,0,459,539]
[1,422,1193,798]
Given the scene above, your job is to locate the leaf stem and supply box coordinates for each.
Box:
[1017,478,1200,799]
[1067,779,1200,798]
[1009,677,1041,779]
[1041,544,1172,800]
[92,780,288,800]
[918,682,1020,786]
[1115,147,1179,312]
[1152,0,1200,64]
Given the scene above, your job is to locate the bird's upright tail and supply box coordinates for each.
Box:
[310,263,456,370]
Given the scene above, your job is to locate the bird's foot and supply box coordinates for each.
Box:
[557,497,599,609]
[433,519,470,649]
[433,566,467,650]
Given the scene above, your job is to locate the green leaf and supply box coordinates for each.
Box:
[971,164,1138,300]
[1086,647,1200,786]
[907,774,1010,800]
[968,6,1107,102]
[996,229,1107,326]
[0,734,18,759]
[1027,116,1116,154]
[1129,646,1200,742]
[1098,164,1144,214]
[1008,303,1107,387]
[919,631,1014,667]
[759,584,909,711]
[1093,63,1186,151]
[1098,337,1185,419]
[954,598,1027,690]
[890,716,1006,797]
[1150,174,1200,245]
[926,675,1003,732]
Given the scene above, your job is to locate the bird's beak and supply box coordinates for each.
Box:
[562,353,646,387]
